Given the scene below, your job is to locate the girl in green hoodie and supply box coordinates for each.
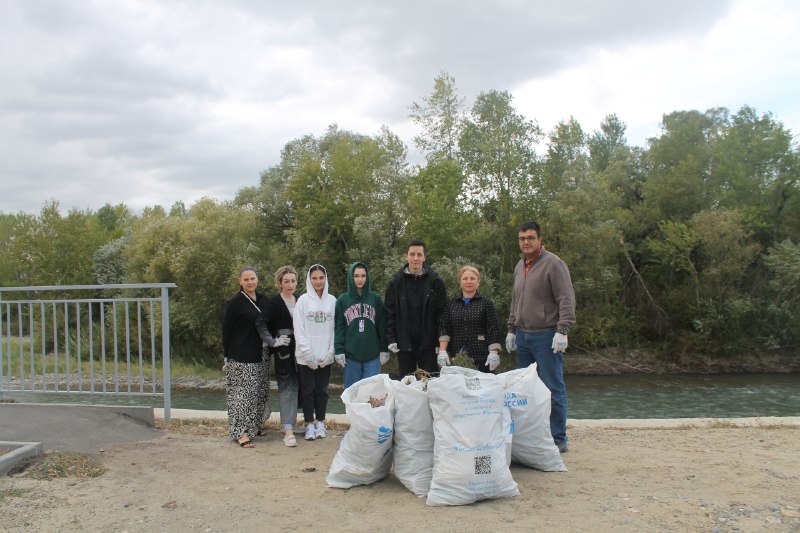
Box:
[334,262,389,389]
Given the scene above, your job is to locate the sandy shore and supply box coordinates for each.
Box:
[2,413,799,532]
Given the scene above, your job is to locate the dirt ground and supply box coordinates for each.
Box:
[2,420,799,533]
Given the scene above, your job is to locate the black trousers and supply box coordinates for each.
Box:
[397,348,438,377]
[297,364,331,423]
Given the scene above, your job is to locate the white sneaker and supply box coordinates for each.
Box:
[314,420,327,439]
[304,424,316,441]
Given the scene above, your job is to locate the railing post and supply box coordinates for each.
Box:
[161,286,171,422]
[0,293,4,401]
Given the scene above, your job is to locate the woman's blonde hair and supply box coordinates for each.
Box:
[458,265,480,281]
[274,265,298,288]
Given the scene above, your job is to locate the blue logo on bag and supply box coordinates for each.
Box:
[377,425,393,444]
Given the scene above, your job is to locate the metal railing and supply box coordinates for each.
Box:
[0,284,176,421]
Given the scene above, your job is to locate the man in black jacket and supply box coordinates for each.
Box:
[385,240,447,377]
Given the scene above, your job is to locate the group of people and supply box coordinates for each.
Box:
[221,221,576,454]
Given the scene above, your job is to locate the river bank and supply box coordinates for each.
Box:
[564,347,800,375]
[176,348,800,389]
[2,348,797,392]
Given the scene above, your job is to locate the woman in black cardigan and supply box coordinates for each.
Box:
[438,266,502,373]
[256,266,300,447]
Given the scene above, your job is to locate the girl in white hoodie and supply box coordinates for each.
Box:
[293,264,337,441]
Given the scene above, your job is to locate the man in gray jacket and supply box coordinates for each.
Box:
[506,221,575,453]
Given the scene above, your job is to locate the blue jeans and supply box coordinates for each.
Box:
[342,357,381,389]
[516,329,568,445]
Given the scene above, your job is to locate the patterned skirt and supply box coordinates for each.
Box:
[226,356,270,441]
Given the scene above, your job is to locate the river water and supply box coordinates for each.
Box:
[5,372,799,419]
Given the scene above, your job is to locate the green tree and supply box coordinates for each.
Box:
[95,203,132,238]
[248,126,408,290]
[404,158,475,260]
[538,117,590,211]
[409,70,466,162]
[459,90,542,272]
[124,198,262,362]
[762,239,800,348]
[0,212,36,286]
[544,176,628,349]
[589,113,628,174]
[638,109,724,226]
[709,106,799,245]
[4,201,110,287]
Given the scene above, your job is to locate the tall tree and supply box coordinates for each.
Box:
[124,198,261,362]
[638,109,724,225]
[589,113,628,173]
[459,90,541,272]
[282,125,409,287]
[409,70,466,162]
[4,201,110,287]
[404,158,475,260]
[539,117,590,210]
[709,106,799,245]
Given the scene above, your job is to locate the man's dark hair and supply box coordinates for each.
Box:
[407,239,427,254]
[518,221,541,236]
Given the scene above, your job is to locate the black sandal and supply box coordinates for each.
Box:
[239,439,254,448]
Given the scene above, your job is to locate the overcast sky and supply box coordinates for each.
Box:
[1,0,798,214]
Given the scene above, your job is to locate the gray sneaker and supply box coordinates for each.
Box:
[556,441,569,454]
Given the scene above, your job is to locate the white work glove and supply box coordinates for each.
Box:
[552,332,568,353]
[320,350,335,368]
[437,349,450,367]
[273,335,290,347]
[505,333,517,352]
[388,342,399,353]
[221,357,228,372]
[379,352,390,365]
[485,351,500,372]
[334,353,346,368]
[302,350,318,370]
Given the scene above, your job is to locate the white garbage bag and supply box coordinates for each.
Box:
[441,366,513,466]
[326,374,395,488]
[501,364,567,471]
[392,375,435,497]
[426,370,519,506]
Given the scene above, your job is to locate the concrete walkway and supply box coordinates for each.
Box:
[0,403,163,454]
[153,407,800,429]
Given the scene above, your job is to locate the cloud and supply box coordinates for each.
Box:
[513,0,800,144]
[0,0,796,214]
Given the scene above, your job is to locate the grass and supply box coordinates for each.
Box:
[451,351,477,369]
[0,487,34,501]
[1,335,223,383]
[156,417,350,435]
[157,417,229,435]
[17,452,105,480]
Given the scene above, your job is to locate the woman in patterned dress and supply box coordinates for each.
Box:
[221,266,271,448]
[438,266,503,373]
